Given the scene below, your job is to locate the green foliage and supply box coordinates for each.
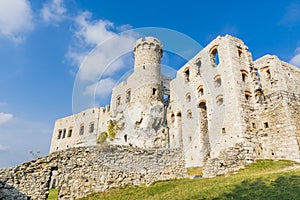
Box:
[47,188,58,200]
[97,132,108,145]
[79,160,300,200]
[107,120,119,141]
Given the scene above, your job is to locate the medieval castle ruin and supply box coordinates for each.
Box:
[50,35,300,168]
[1,35,299,199]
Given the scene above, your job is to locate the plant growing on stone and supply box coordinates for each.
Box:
[107,120,120,141]
[97,132,108,145]
[29,150,41,159]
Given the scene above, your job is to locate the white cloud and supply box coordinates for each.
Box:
[279,3,300,26]
[0,112,13,124]
[67,11,137,81]
[83,78,116,97]
[290,47,300,67]
[0,144,8,151]
[0,117,52,168]
[0,0,34,42]
[40,0,67,24]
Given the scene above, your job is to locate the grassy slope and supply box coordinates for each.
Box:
[78,160,300,200]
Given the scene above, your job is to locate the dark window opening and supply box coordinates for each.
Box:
[196,60,201,75]
[187,110,192,119]
[176,112,182,117]
[216,95,224,105]
[67,129,72,137]
[171,113,175,123]
[80,124,84,135]
[214,75,222,87]
[222,128,226,134]
[198,101,207,111]
[245,91,251,101]
[124,134,127,142]
[252,123,256,129]
[186,93,191,102]
[143,65,145,69]
[126,90,131,103]
[238,48,243,57]
[183,68,190,82]
[266,69,271,79]
[152,88,157,95]
[62,129,66,139]
[242,73,247,82]
[189,136,192,142]
[89,122,94,133]
[264,122,269,128]
[116,96,121,106]
[57,130,62,139]
[197,85,204,96]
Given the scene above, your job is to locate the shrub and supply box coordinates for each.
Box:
[97,132,108,145]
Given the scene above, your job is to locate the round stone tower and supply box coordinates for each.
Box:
[131,37,163,103]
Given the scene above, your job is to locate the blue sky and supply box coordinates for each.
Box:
[0,0,299,168]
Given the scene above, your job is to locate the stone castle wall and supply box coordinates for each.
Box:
[0,146,186,200]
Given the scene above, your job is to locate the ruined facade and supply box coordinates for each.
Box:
[50,35,300,170]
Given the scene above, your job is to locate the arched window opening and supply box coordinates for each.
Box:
[245,91,252,101]
[124,134,127,142]
[241,70,248,82]
[211,47,220,66]
[67,129,72,137]
[214,75,222,87]
[89,122,95,133]
[197,85,204,96]
[186,92,191,102]
[216,95,224,106]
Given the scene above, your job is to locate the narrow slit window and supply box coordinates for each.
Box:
[89,122,95,133]
[80,124,84,135]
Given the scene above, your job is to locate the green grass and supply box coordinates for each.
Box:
[187,166,203,176]
[47,188,58,200]
[79,160,300,200]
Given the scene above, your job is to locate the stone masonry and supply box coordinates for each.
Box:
[0,146,186,200]
[49,35,300,177]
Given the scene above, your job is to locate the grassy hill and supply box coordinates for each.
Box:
[49,160,300,200]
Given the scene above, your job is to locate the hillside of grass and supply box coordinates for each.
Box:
[74,160,300,200]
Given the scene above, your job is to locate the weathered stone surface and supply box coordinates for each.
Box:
[0,146,186,200]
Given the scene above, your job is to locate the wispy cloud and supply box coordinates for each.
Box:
[40,0,67,24]
[0,117,52,168]
[0,0,34,43]
[0,144,9,152]
[290,47,300,67]
[67,11,136,81]
[83,78,117,97]
[0,112,13,124]
[279,3,300,26]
